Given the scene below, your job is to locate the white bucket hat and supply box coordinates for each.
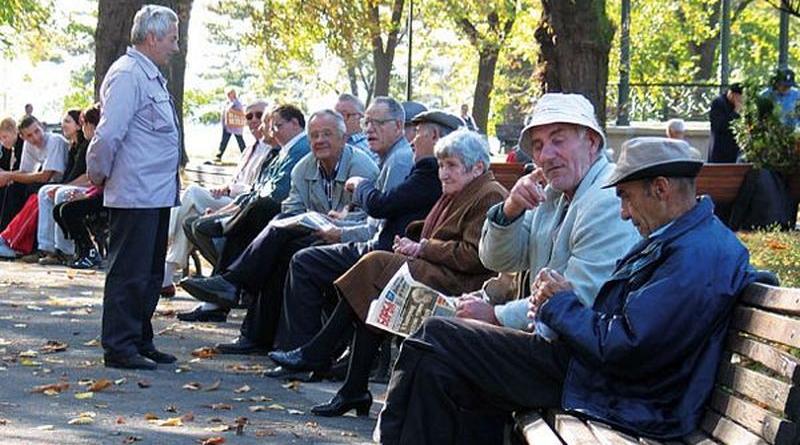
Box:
[518,93,606,154]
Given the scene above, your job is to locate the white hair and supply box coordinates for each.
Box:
[666,118,686,138]
[130,5,178,44]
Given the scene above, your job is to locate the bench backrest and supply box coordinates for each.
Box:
[700,282,800,445]
[182,163,235,188]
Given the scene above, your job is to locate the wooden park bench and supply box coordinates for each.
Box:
[513,281,800,445]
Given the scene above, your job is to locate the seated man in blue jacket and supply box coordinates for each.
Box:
[376,137,756,444]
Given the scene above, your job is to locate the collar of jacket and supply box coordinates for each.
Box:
[126,46,162,81]
[544,154,611,203]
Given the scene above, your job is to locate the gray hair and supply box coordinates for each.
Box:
[371,96,405,123]
[434,129,490,173]
[130,5,179,44]
[308,109,347,137]
[246,100,269,112]
[337,93,365,114]
[666,118,686,136]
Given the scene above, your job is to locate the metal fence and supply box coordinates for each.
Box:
[606,83,722,123]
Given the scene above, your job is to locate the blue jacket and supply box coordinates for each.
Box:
[539,197,755,439]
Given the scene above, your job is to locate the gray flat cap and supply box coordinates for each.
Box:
[410,110,465,132]
[603,137,704,188]
[402,101,428,124]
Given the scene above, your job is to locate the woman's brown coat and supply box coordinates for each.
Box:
[334,171,508,319]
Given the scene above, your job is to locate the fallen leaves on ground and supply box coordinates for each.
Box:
[31,382,70,395]
[151,416,183,427]
[89,378,113,392]
[225,363,266,374]
[137,380,151,388]
[266,403,285,410]
[115,416,126,424]
[143,413,159,420]
[74,391,94,399]
[282,380,301,391]
[122,435,142,444]
[82,338,100,347]
[191,346,218,359]
[207,403,233,411]
[198,437,225,445]
[35,425,54,430]
[183,382,202,391]
[181,412,195,422]
[288,409,304,415]
[233,384,250,393]
[205,425,231,433]
[67,412,96,425]
[248,405,267,412]
[254,429,276,437]
[205,379,221,392]
[40,340,68,353]
[19,350,38,358]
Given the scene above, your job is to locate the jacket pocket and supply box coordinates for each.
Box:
[147,93,175,133]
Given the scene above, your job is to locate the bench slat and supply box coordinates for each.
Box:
[716,361,797,416]
[732,307,800,350]
[710,388,798,445]
[728,334,800,384]
[553,413,598,445]
[702,410,769,445]
[586,420,640,445]
[695,164,752,204]
[515,411,563,445]
[740,283,800,316]
[682,431,721,445]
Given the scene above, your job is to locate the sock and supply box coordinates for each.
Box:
[163,262,179,287]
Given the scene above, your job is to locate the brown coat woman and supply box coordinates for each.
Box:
[268,129,507,418]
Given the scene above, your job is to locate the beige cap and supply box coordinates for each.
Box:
[518,93,606,153]
[603,137,704,188]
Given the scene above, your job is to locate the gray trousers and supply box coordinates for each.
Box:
[378,317,570,445]
[101,208,170,358]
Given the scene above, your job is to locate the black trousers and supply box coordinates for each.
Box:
[378,317,570,445]
[212,196,281,274]
[184,212,227,267]
[101,208,170,358]
[276,242,370,350]
[224,224,320,348]
[53,194,104,255]
[0,182,40,231]
[217,129,246,157]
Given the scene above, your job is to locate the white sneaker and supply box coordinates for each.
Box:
[0,238,18,259]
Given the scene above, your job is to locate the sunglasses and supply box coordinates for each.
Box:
[246,111,264,121]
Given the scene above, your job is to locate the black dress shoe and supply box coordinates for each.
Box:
[264,365,315,380]
[104,353,157,370]
[139,349,177,364]
[177,306,228,322]
[311,392,372,417]
[268,347,330,372]
[180,275,238,308]
[216,336,268,355]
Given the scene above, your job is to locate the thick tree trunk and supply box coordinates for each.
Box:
[535,0,613,126]
[368,0,404,98]
[94,0,193,165]
[472,49,499,134]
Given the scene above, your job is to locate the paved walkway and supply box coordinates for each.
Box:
[0,261,381,444]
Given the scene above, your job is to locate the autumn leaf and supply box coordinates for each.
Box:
[82,338,100,347]
[74,392,94,399]
[248,405,267,412]
[208,403,232,411]
[152,416,183,427]
[282,380,301,391]
[266,403,285,410]
[115,416,126,424]
[198,437,225,445]
[40,340,68,353]
[67,412,95,425]
[254,429,276,437]
[89,378,113,392]
[287,409,304,415]
[143,413,159,420]
[182,382,202,391]
[19,349,38,358]
[205,425,231,432]
[31,382,69,395]
[137,380,151,388]
[191,347,218,359]
[205,379,221,392]
[122,436,142,444]
[233,384,251,393]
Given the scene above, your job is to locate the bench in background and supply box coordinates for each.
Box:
[514,282,800,445]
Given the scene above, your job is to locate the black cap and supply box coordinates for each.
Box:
[772,68,796,87]
[401,101,428,125]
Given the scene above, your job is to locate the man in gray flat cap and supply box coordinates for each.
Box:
[376,136,757,443]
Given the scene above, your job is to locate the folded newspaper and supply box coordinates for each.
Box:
[269,211,336,232]
[366,264,458,337]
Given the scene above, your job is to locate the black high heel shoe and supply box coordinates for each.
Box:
[268,347,330,372]
[311,392,372,417]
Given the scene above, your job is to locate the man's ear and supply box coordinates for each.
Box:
[652,176,671,199]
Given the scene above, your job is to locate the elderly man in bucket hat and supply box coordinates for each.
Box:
[456,93,638,329]
[375,136,757,444]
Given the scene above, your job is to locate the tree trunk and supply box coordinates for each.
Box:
[347,65,359,96]
[472,48,499,134]
[535,0,614,126]
[368,0,404,97]
[94,0,193,165]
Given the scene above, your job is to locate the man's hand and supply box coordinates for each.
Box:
[316,226,343,244]
[344,176,367,193]
[0,171,11,187]
[327,208,348,220]
[529,268,572,308]
[393,235,423,257]
[455,294,499,325]
[502,168,547,220]
[210,186,229,199]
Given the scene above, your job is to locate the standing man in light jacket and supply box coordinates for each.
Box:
[456,93,639,329]
[87,4,181,370]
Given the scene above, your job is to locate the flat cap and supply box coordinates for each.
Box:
[519,93,606,153]
[410,110,465,132]
[603,137,703,188]
[402,101,428,124]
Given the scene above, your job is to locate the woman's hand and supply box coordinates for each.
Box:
[393,235,423,257]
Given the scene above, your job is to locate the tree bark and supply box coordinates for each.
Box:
[472,48,499,134]
[535,0,614,126]
[369,0,404,97]
[94,0,193,165]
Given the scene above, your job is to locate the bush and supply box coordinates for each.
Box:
[738,227,800,287]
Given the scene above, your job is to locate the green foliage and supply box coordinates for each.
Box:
[184,87,225,125]
[732,78,800,173]
[0,0,51,52]
[739,228,800,287]
[62,63,94,111]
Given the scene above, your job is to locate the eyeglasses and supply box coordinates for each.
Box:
[360,117,396,130]
[246,111,263,121]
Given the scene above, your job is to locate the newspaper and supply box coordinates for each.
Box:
[269,211,336,232]
[366,264,458,337]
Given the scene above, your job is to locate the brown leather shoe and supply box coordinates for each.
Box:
[160,284,176,298]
